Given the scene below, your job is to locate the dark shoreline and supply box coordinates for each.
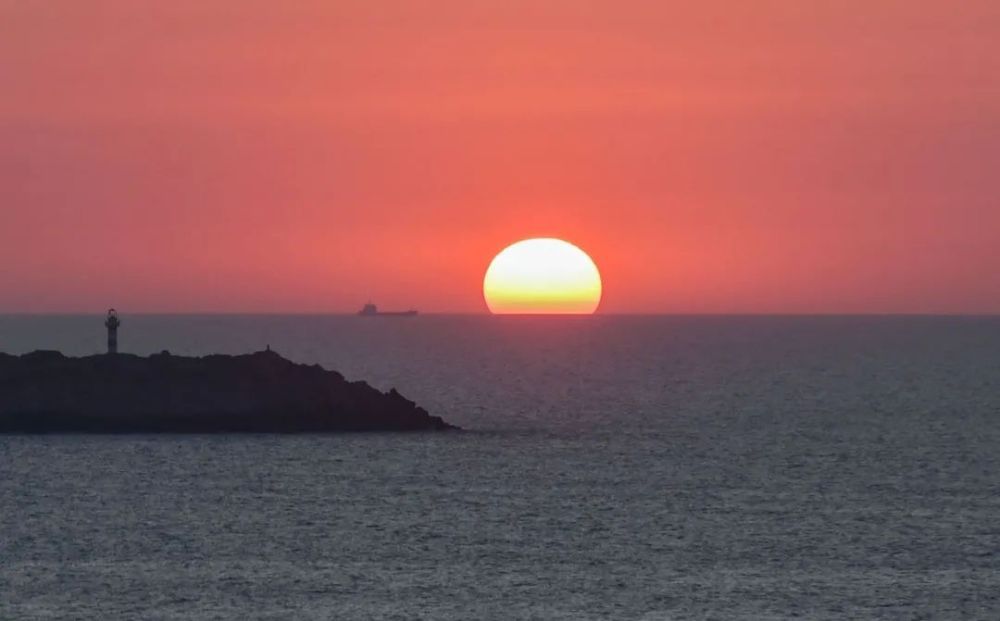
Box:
[0,350,456,433]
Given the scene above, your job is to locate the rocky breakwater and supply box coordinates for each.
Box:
[0,349,455,433]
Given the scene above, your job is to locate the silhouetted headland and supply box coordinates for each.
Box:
[0,349,455,433]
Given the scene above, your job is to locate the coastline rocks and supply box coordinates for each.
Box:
[0,349,455,433]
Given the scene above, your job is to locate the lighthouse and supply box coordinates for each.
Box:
[105,309,121,354]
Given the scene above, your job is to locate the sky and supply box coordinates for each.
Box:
[1,1,998,313]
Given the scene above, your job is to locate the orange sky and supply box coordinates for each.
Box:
[1,1,998,313]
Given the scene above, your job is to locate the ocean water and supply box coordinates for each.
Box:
[1,314,999,619]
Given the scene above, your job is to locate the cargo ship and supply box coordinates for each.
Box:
[358,303,418,317]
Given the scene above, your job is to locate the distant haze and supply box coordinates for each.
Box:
[1,1,998,313]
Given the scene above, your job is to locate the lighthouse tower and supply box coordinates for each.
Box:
[105,309,121,354]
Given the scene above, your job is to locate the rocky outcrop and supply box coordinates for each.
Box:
[0,349,455,433]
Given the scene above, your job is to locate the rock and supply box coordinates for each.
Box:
[0,349,456,433]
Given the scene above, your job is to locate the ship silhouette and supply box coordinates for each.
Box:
[358,303,418,317]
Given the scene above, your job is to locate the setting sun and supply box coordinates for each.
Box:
[483,238,602,314]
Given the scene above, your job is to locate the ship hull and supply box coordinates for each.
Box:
[359,310,418,317]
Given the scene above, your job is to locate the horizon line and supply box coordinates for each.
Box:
[2,311,999,318]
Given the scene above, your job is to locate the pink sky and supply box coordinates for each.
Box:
[1,1,998,313]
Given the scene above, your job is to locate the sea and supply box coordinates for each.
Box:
[1,314,998,619]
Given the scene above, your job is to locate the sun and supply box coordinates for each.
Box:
[483,238,602,314]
